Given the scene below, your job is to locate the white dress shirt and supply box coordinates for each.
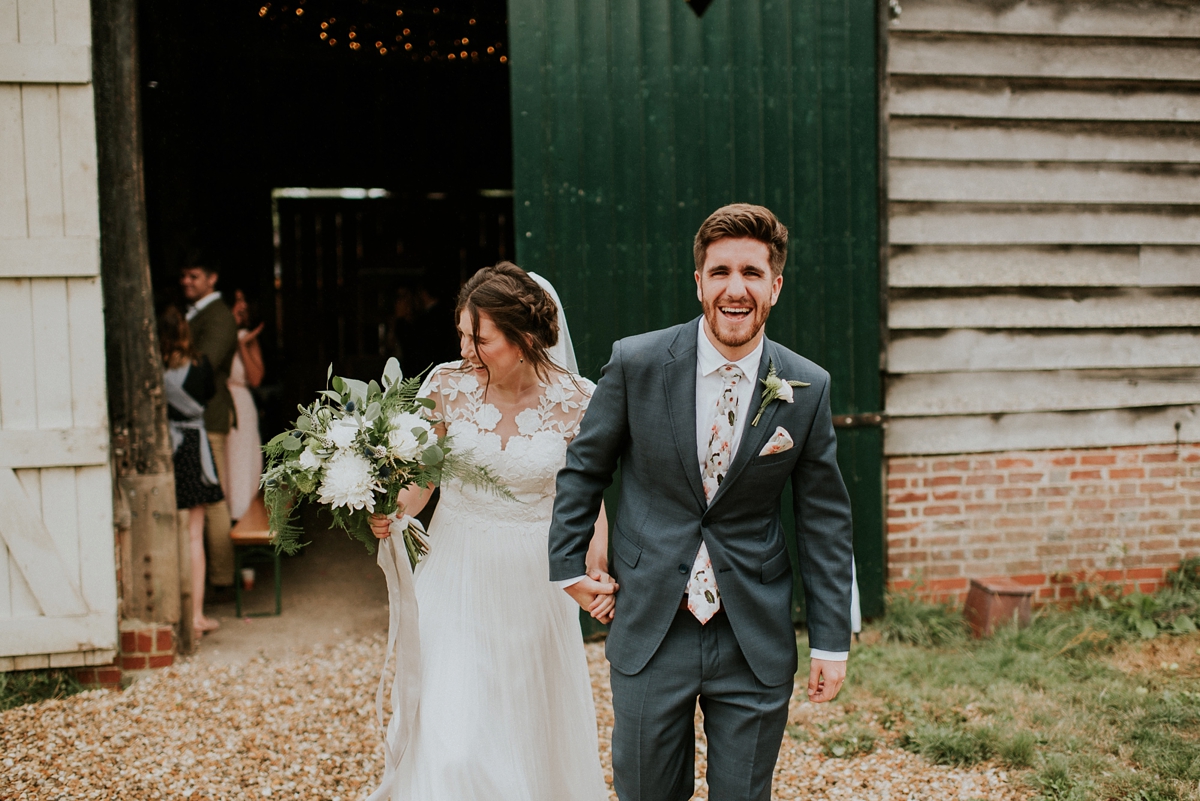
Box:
[559,319,847,662]
[186,290,222,321]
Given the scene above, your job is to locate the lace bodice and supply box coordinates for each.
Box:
[420,362,595,523]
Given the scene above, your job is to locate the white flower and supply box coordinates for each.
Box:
[327,417,361,450]
[515,407,543,436]
[774,378,795,404]
[317,451,379,511]
[298,447,323,471]
[474,403,502,431]
[387,412,431,461]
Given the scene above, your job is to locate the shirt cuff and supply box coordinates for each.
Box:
[555,575,587,589]
[809,649,849,662]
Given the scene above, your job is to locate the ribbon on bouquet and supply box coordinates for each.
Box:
[365,527,423,801]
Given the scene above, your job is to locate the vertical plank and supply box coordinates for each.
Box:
[669,5,704,311]
[0,0,17,43]
[577,0,618,376]
[20,85,65,237]
[9,468,41,616]
[58,85,100,238]
[75,465,116,616]
[0,542,9,618]
[39,467,79,585]
[53,0,92,44]
[67,277,108,428]
[730,0,765,203]
[0,278,36,430]
[639,1,678,329]
[0,85,27,237]
[607,0,648,355]
[31,278,74,429]
[16,0,55,43]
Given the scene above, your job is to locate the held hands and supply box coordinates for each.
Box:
[807,658,846,703]
[564,568,618,625]
[369,513,393,539]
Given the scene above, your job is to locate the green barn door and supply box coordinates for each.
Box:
[508,0,883,621]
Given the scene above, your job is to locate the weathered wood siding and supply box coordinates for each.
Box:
[884,0,1200,456]
[0,0,118,669]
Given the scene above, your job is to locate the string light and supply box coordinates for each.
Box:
[256,3,506,63]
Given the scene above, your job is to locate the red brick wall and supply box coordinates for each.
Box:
[887,443,1200,604]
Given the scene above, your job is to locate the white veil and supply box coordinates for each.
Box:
[527,271,579,374]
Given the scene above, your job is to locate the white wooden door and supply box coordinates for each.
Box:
[0,0,118,670]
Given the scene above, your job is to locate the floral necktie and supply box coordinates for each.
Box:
[688,363,742,623]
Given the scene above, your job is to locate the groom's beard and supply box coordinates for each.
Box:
[701,295,772,349]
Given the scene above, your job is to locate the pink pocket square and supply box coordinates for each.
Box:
[758,426,794,456]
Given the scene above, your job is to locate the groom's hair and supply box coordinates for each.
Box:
[693,204,788,278]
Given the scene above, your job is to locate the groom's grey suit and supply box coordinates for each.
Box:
[549,317,854,801]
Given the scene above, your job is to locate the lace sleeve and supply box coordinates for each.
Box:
[416,361,460,423]
[563,375,596,440]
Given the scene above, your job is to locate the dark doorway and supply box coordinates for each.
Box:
[138,0,515,436]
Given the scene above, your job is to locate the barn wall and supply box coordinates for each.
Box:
[883,0,1200,599]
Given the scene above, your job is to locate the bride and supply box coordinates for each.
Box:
[368,262,614,800]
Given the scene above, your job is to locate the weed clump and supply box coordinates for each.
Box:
[0,668,85,711]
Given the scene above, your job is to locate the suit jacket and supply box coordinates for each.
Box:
[548,318,854,687]
[188,297,239,435]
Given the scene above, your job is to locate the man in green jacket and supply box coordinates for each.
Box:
[181,264,237,592]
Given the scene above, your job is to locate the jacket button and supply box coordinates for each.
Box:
[678,564,689,574]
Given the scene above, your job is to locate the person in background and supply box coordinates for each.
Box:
[180,264,237,595]
[225,289,264,521]
[159,306,223,634]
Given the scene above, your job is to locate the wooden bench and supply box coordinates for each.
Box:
[229,493,282,617]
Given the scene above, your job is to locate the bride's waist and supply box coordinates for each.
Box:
[439,484,550,525]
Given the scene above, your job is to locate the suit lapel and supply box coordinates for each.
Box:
[663,321,707,510]
[710,337,778,507]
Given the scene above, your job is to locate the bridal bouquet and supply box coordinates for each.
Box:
[261,358,506,565]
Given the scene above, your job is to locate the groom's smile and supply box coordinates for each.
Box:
[696,237,784,360]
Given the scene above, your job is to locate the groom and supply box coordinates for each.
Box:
[549,203,854,800]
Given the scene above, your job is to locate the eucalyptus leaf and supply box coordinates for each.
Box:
[332,376,346,394]
[266,431,291,448]
[327,363,333,381]
[416,397,436,410]
[383,357,402,388]
[365,402,382,422]
[295,416,312,432]
[320,390,342,404]
[282,435,304,452]
[415,428,429,444]
[343,377,369,404]
[422,444,445,466]
[367,380,382,399]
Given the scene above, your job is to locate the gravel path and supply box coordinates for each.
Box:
[2,637,1029,800]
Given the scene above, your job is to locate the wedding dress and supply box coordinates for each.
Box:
[387,361,608,801]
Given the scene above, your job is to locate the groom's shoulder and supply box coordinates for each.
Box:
[612,321,692,362]
[769,341,831,386]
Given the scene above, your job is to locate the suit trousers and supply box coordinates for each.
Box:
[609,608,793,801]
[204,432,234,587]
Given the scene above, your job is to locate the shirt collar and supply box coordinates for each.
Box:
[696,317,765,378]
[187,291,222,318]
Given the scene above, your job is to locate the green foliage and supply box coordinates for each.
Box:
[819,724,876,758]
[878,586,969,647]
[856,580,1200,801]
[0,668,85,711]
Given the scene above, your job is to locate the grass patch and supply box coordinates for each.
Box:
[840,568,1200,800]
[819,723,876,758]
[0,668,85,711]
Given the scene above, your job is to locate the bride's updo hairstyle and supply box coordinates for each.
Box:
[455,261,561,382]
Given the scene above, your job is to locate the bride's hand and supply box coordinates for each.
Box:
[586,568,617,624]
[369,513,391,539]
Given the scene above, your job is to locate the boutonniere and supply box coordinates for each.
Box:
[751,359,810,426]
